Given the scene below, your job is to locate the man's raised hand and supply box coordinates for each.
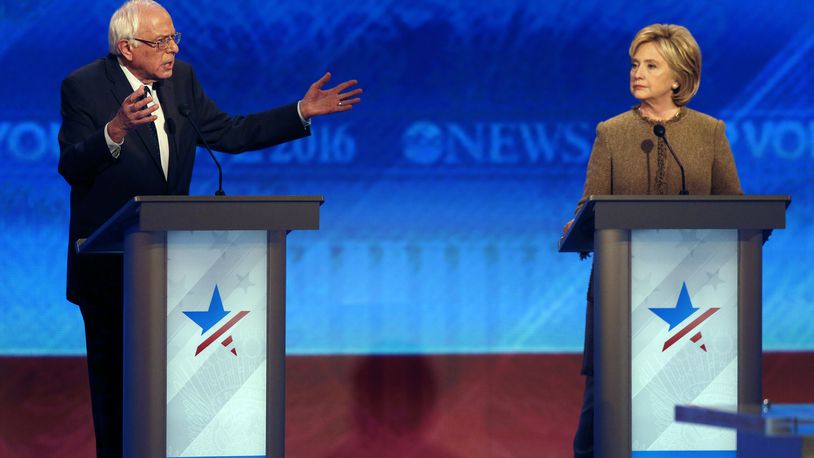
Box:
[107,85,159,143]
[299,72,362,119]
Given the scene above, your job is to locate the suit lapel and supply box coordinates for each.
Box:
[104,55,165,178]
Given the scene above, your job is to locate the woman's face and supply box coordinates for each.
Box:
[630,41,678,106]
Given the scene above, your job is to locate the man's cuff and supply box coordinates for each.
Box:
[104,122,124,159]
[297,100,312,128]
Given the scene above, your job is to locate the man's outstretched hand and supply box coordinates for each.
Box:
[299,72,362,119]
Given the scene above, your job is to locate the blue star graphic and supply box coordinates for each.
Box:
[183,285,231,334]
[649,282,699,330]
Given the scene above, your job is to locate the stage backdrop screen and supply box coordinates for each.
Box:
[1,0,812,355]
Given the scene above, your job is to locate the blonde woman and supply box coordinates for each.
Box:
[566,24,742,457]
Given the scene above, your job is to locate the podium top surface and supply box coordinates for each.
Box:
[559,195,791,253]
[79,195,324,254]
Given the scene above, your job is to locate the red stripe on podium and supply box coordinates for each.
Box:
[662,308,719,351]
[194,311,249,356]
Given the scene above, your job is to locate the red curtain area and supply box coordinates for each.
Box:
[1,353,812,458]
[0,357,95,458]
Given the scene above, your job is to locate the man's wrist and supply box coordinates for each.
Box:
[104,121,124,158]
[106,120,125,144]
[297,100,311,127]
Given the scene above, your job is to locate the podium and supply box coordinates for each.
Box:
[78,196,323,458]
[559,195,790,458]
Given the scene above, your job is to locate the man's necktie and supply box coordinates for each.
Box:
[142,87,163,175]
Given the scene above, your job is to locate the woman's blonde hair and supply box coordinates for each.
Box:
[629,24,702,106]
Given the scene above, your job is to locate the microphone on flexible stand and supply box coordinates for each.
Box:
[653,124,688,195]
[178,104,225,196]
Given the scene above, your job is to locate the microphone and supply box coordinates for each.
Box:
[178,104,225,196]
[653,124,688,195]
[640,139,654,155]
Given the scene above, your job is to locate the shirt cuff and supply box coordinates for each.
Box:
[297,100,311,128]
[104,122,124,159]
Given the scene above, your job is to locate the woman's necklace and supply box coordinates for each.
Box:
[637,105,681,122]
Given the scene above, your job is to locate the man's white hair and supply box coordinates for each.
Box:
[108,0,163,55]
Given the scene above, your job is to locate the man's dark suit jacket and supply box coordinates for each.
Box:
[58,54,309,305]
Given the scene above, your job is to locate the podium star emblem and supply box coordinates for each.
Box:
[183,285,230,334]
[649,283,698,331]
[183,285,249,356]
[649,282,719,352]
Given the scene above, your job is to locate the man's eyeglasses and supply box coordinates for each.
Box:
[133,32,181,51]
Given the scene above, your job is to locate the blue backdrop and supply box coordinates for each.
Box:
[1,0,812,355]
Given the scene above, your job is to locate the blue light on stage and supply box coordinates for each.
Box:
[1,0,813,355]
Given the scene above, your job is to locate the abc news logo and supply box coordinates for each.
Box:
[2,119,814,166]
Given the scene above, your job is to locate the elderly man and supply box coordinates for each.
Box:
[57,0,361,455]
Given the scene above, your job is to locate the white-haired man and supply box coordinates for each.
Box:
[58,1,361,455]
